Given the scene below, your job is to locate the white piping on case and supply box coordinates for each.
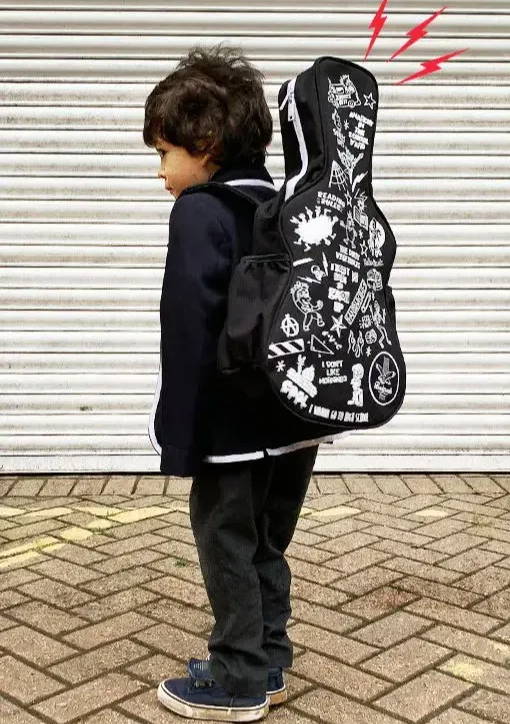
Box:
[265,430,352,455]
[202,430,351,463]
[203,450,266,463]
[279,77,309,201]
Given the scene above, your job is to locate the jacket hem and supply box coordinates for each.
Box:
[160,442,204,477]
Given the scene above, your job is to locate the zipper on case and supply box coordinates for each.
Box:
[288,86,295,121]
[284,77,308,202]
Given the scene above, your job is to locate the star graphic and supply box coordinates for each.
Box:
[344,120,349,130]
[345,189,352,206]
[363,93,376,110]
[276,360,286,373]
[330,315,346,338]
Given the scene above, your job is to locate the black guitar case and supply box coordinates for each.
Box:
[215,56,407,434]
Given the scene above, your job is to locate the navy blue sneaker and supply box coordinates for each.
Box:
[157,658,269,721]
[266,666,287,706]
[188,657,287,707]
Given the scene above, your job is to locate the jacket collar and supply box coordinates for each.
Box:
[210,162,276,190]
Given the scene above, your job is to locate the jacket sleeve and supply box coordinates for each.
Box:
[155,192,232,476]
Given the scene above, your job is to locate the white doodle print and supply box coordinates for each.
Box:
[309,334,334,355]
[281,378,307,408]
[353,203,368,230]
[354,188,368,212]
[318,358,346,385]
[344,278,368,325]
[361,312,372,329]
[336,145,364,186]
[290,206,339,253]
[369,352,398,405]
[371,299,392,348]
[322,329,342,350]
[330,314,346,338]
[317,190,345,212]
[291,280,325,331]
[267,338,305,359]
[340,209,358,248]
[297,252,329,286]
[329,159,349,190]
[363,92,376,109]
[332,109,347,146]
[352,171,367,193]
[348,329,365,358]
[328,287,346,306]
[365,269,382,296]
[365,328,377,345]
[311,252,328,282]
[268,66,402,428]
[281,313,299,338]
[327,75,360,109]
[348,111,374,151]
[368,218,385,258]
[281,354,318,409]
[347,363,364,406]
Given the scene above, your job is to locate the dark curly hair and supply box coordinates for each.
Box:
[143,42,273,168]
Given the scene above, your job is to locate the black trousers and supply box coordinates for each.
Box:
[189,443,319,698]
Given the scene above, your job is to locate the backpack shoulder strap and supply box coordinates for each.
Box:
[180,180,277,262]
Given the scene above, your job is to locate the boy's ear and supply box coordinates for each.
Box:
[200,147,220,172]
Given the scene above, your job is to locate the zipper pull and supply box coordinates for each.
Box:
[288,87,295,122]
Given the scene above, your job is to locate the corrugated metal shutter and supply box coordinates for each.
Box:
[2,3,508,474]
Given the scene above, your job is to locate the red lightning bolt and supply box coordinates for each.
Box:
[364,0,388,60]
[389,6,447,60]
[396,48,468,84]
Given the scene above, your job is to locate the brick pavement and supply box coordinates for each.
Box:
[0,472,509,723]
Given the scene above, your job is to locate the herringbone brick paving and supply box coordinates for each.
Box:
[0,472,509,723]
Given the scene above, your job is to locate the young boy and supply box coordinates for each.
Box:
[143,43,322,721]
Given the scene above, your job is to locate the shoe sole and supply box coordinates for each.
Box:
[268,685,287,706]
[157,682,270,722]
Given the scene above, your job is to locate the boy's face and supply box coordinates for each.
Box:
[155,137,221,199]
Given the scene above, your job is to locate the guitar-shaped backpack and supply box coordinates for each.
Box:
[210,56,406,434]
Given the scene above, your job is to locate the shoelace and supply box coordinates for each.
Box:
[192,678,214,688]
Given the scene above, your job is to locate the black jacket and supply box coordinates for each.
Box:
[148,161,342,477]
